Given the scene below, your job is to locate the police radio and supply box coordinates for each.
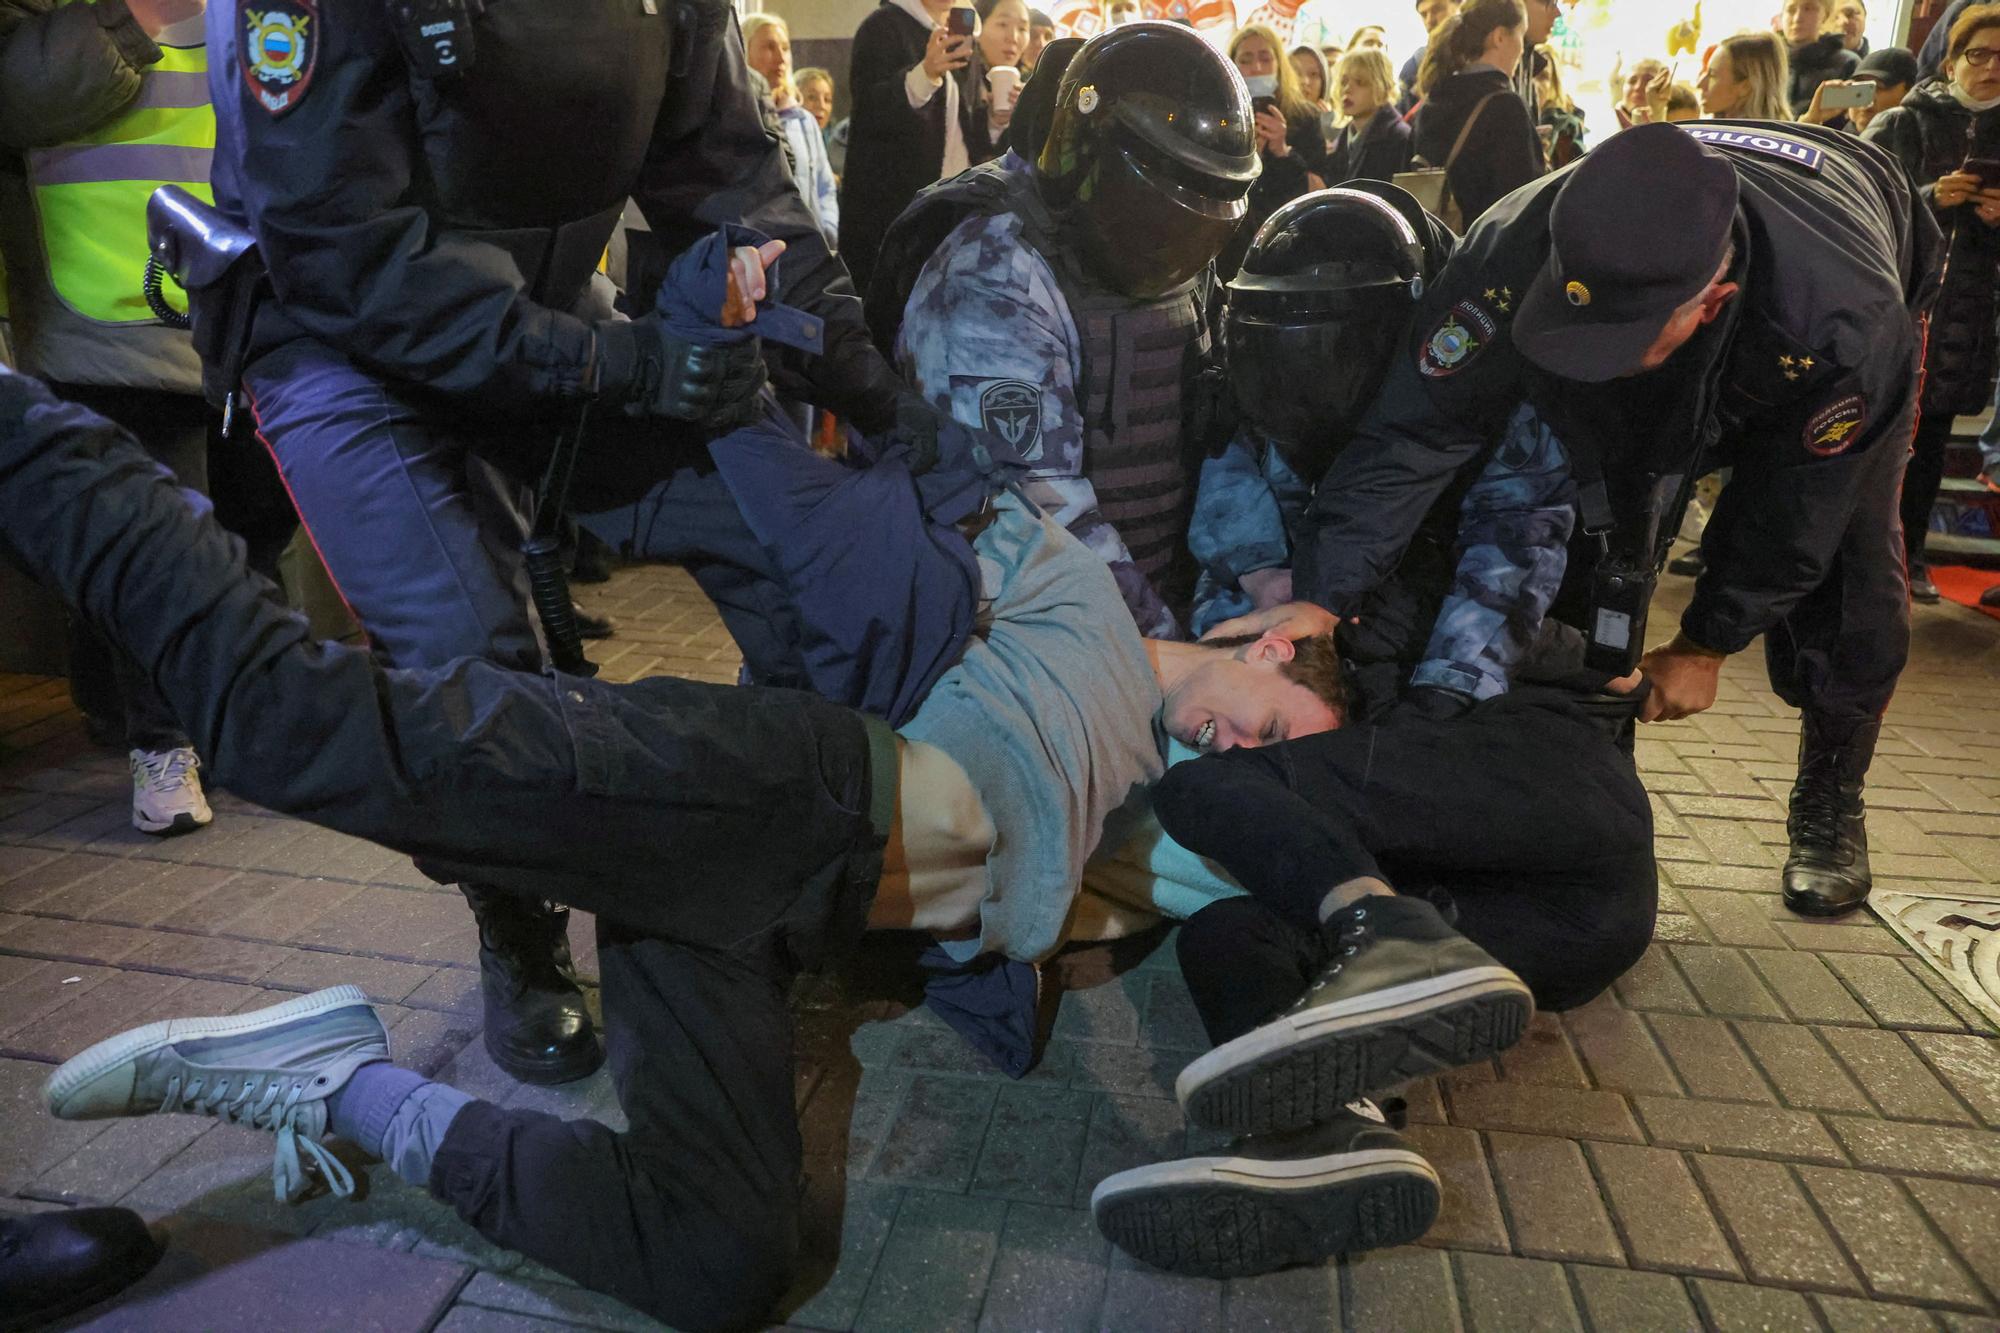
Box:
[387,0,481,80]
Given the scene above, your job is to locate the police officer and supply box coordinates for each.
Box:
[1224,122,1940,918]
[202,0,913,1086]
[870,21,1257,638]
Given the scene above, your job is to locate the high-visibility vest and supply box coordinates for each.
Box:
[25,28,212,325]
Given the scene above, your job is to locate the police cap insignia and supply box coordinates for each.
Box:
[1418,300,1497,379]
[1565,281,1591,307]
[978,379,1044,460]
[1803,394,1867,457]
[240,0,319,117]
[1077,85,1100,114]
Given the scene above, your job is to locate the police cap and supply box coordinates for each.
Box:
[1514,123,1738,383]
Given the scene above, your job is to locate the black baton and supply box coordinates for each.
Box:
[524,398,598,678]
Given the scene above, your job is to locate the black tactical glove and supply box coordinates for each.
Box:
[595,315,767,429]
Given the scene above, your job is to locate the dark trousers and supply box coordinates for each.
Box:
[1156,691,1660,1031]
[0,376,890,1331]
[49,382,295,749]
[1899,411,1954,569]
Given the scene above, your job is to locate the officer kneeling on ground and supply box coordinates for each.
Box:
[1219,121,1942,919]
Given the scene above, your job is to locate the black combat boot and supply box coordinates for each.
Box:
[0,1207,161,1331]
[461,886,604,1084]
[1782,714,1880,918]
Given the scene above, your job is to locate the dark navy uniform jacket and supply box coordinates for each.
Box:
[1296,120,1940,659]
[203,0,899,426]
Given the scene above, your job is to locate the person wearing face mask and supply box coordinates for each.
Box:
[1411,0,1545,228]
[1207,121,1942,923]
[1864,4,2000,605]
[1225,23,1329,275]
[1784,0,1862,116]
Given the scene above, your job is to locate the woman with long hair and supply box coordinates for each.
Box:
[1223,22,1330,271]
[1697,31,1795,121]
[1864,3,2000,602]
[1411,0,1543,226]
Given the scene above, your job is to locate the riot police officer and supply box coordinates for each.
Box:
[870,21,1257,638]
[200,0,912,1086]
[1222,122,1940,918]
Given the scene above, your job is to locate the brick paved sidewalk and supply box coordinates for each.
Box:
[2,565,1998,1332]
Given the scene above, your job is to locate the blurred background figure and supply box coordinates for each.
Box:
[1837,0,1872,56]
[1616,55,1669,128]
[1292,41,1335,113]
[1025,7,1055,70]
[746,14,839,247]
[1225,22,1329,273]
[1785,0,1861,115]
[1699,31,1796,120]
[797,66,837,135]
[1412,0,1544,226]
[1863,1,2000,604]
[1326,47,1415,180]
[1401,0,1462,113]
[1351,23,1389,52]
[976,0,1032,151]
[1851,46,1918,130]
[1534,42,1587,164]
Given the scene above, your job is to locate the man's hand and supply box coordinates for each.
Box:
[1636,633,1726,722]
[1202,599,1339,643]
[1935,171,1982,209]
[922,27,973,81]
[1254,105,1291,156]
[721,239,786,329]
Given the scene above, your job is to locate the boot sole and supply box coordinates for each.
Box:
[1782,886,1871,918]
[46,985,371,1118]
[1092,1148,1440,1278]
[1177,968,1532,1136]
[482,1028,606,1086]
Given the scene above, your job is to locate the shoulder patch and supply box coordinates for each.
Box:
[1418,300,1498,379]
[240,0,319,117]
[1682,125,1824,174]
[1803,394,1867,456]
[978,379,1044,460]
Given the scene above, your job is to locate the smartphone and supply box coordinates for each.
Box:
[1964,157,2000,189]
[1819,81,1875,111]
[946,6,975,38]
[1252,95,1279,117]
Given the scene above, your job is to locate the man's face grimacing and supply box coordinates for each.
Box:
[1160,633,1343,753]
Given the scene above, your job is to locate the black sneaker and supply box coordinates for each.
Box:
[1090,1098,1439,1279]
[1177,896,1531,1136]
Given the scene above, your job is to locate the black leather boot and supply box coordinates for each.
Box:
[1782,714,1879,917]
[461,885,604,1084]
[0,1207,161,1331]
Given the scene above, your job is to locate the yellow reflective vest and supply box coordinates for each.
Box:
[25,27,212,325]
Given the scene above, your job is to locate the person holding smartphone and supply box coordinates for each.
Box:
[1863,3,2000,604]
[839,0,993,292]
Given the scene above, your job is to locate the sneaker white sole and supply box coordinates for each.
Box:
[45,985,370,1119]
[1092,1147,1441,1278]
[1177,966,1533,1136]
[132,806,212,836]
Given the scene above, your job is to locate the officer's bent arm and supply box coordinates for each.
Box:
[632,8,901,432]
[0,0,154,150]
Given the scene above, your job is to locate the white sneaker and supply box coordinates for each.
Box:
[130,746,213,836]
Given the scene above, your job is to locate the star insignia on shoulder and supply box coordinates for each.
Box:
[1484,286,1513,313]
[1798,356,1815,371]
[1784,368,1801,381]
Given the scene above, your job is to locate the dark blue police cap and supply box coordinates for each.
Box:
[1514,123,1739,383]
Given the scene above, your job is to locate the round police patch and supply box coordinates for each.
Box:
[240,0,319,117]
[1803,394,1867,457]
[978,379,1044,461]
[1418,300,1498,379]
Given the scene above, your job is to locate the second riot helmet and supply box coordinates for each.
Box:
[1226,186,1431,481]
[1036,22,1261,300]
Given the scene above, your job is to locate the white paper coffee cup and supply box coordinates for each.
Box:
[987,64,1023,109]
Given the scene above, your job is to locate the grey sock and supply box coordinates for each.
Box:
[327,1061,473,1187]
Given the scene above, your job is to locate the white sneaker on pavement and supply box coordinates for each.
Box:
[129,746,213,836]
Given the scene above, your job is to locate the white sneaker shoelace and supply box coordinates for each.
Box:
[135,747,201,793]
[160,1070,355,1202]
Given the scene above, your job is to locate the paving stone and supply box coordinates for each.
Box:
[784,1176,902,1331]
[1485,1131,1622,1265]
[1690,1277,1824,1331]
[258,949,438,1004]
[1049,972,1145,1045]
[1400,1122,1508,1253]
[0,1056,112,1191]
[1825,955,1969,1031]
[1494,1012,1589,1088]
[1900,1176,2000,1310]
[1647,1012,1775,1103]
[1344,1245,1460,1332]
[968,1085,1092,1203]
[1634,1095,1845,1165]
[1828,1118,2000,1184]
[1795,1166,1986,1308]
[1813,1293,1952,1333]
[1775,920,1915,955]
[1734,1022,1874,1114]
[1560,994,1682,1096]
[971,1202,1107,1332]
[1445,1081,1642,1143]
[1137,973,1208,1053]
[1587,1142,1739,1278]
[118,930,295,985]
[1682,890,1791,949]
[288,885,479,964]
[403,965,483,1017]
[1652,912,1709,943]
[1905,1033,2000,1127]
[1748,948,1880,1027]
[1671,945,1788,1019]
[1613,945,1704,1015]
[1663,861,1786,892]
[451,1273,660,1332]
[1063,1040,1188,1100]
[67,1216,467,1332]
[1097,1247,1224,1331]
[15,968,205,1062]
[1453,1251,1583,1333]
[1219,1262,1339,1331]
[1689,1154,1863,1295]
[0,910,153,963]
[1570,1265,1704,1331]
[0,959,117,1045]
[1072,1094,1186,1207]
[1823,1028,1980,1125]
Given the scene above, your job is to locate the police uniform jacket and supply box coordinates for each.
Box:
[1296,121,1940,661]
[204,0,898,426]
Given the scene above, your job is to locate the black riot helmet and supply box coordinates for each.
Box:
[1225,187,1432,481]
[1036,22,1260,300]
[1009,36,1083,164]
